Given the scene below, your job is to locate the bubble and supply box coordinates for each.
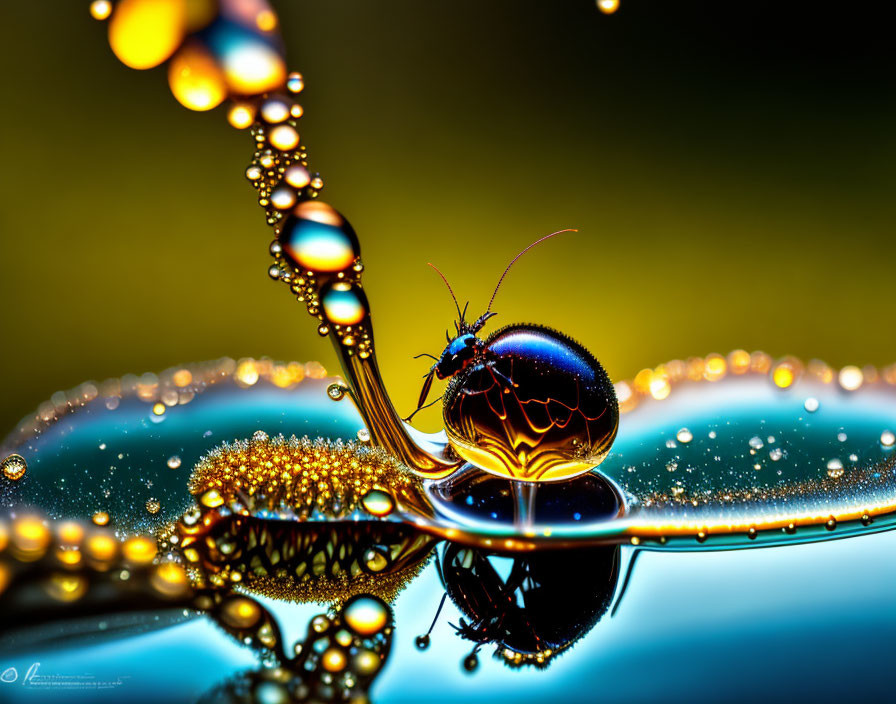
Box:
[772,359,799,389]
[837,432,848,442]
[260,96,291,124]
[804,397,820,413]
[268,124,300,151]
[343,595,389,636]
[769,448,783,461]
[92,511,110,526]
[287,72,304,93]
[826,458,844,478]
[246,165,263,181]
[839,365,864,391]
[206,22,286,95]
[327,383,347,401]
[361,489,395,517]
[322,648,347,672]
[270,184,297,210]
[703,354,727,381]
[748,436,764,450]
[321,282,368,326]
[284,164,310,188]
[597,0,620,13]
[145,498,161,514]
[227,101,256,129]
[279,202,360,273]
[89,0,112,20]
[166,455,182,469]
[108,0,185,70]
[675,428,693,444]
[168,41,227,111]
[882,430,896,448]
[357,428,371,443]
[2,453,27,481]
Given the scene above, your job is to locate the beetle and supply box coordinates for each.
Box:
[408,230,619,483]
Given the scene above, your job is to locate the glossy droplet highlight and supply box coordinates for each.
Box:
[675,428,693,444]
[2,454,27,481]
[205,22,286,95]
[167,455,182,469]
[839,365,864,391]
[168,42,227,111]
[321,282,368,326]
[826,458,845,479]
[343,595,389,636]
[597,0,620,13]
[882,430,896,448]
[361,489,395,517]
[279,202,360,273]
[804,397,820,413]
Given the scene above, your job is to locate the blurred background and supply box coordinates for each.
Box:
[1,0,895,435]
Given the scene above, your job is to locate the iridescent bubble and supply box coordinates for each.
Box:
[279,202,360,273]
[321,282,368,326]
[204,20,286,96]
[286,71,304,93]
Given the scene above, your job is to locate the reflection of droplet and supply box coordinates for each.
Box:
[1,453,27,481]
[675,428,693,444]
[343,595,389,636]
[361,489,395,517]
[321,282,368,326]
[804,397,820,413]
[881,430,896,448]
[167,455,182,469]
[826,458,844,478]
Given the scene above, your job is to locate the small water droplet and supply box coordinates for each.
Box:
[769,448,783,461]
[748,436,764,450]
[676,428,693,444]
[327,383,347,401]
[804,397,820,413]
[357,428,371,443]
[837,432,848,442]
[826,458,844,478]
[2,453,27,481]
[167,455,182,469]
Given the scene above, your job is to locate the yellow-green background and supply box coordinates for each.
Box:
[1,1,895,435]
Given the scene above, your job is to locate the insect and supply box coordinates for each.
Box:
[409,231,620,483]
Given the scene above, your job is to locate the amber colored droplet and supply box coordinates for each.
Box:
[123,535,157,564]
[92,511,110,526]
[222,596,262,629]
[108,0,186,70]
[86,534,118,562]
[1,453,27,481]
[168,41,227,111]
[227,101,256,129]
[322,648,347,672]
[89,0,112,21]
[361,489,394,517]
[201,488,225,508]
[343,595,389,636]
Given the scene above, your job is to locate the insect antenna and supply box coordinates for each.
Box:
[428,262,464,325]
[414,592,449,650]
[485,228,577,314]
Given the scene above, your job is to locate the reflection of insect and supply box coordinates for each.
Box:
[429,542,619,670]
[409,231,619,482]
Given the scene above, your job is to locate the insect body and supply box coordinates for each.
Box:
[413,231,619,482]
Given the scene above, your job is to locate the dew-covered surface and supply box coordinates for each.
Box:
[4,530,896,703]
[0,377,364,531]
[600,375,896,545]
